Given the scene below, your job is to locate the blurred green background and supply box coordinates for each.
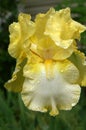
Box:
[0,0,86,130]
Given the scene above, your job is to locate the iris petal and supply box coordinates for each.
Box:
[69,50,86,86]
[45,8,86,42]
[21,61,80,116]
[5,59,26,92]
[8,13,35,60]
[8,22,21,58]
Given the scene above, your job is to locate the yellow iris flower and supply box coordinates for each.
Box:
[5,8,86,116]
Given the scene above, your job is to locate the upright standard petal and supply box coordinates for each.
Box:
[32,7,86,60]
[45,8,86,43]
[21,60,80,116]
[8,13,35,60]
[30,36,76,60]
[8,22,21,58]
[34,8,55,39]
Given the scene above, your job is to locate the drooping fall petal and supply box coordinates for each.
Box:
[21,60,80,116]
[4,59,27,92]
[69,50,86,86]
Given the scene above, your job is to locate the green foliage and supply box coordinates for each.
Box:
[0,0,86,130]
[0,91,86,130]
[0,0,17,90]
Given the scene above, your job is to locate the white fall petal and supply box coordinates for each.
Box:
[21,61,81,116]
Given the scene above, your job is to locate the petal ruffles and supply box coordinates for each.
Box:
[21,60,80,116]
[8,13,35,59]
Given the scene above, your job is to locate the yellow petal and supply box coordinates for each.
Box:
[18,13,35,39]
[30,36,76,60]
[53,41,76,60]
[35,37,59,60]
[45,8,86,42]
[8,22,21,58]
[31,7,86,60]
[58,60,79,84]
[34,8,55,39]
[8,13,35,59]
[69,50,86,86]
[70,20,86,40]
[21,60,80,116]
[4,59,26,92]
